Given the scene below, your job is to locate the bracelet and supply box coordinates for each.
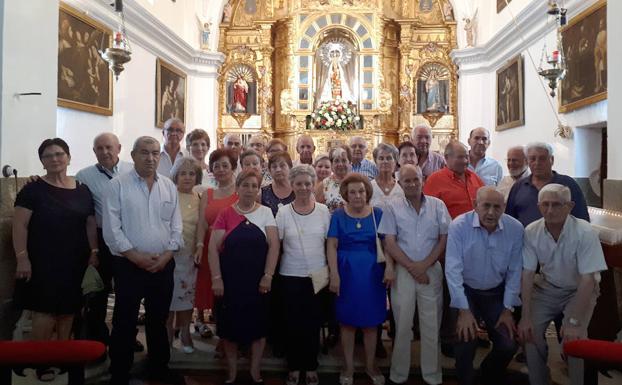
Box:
[196,242,204,247]
[16,250,27,257]
[90,248,99,254]
[263,272,273,278]
[212,275,222,280]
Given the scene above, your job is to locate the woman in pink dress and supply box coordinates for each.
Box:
[194,149,238,337]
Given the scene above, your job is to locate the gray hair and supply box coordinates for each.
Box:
[476,185,504,203]
[526,142,554,157]
[397,164,423,181]
[93,132,120,147]
[289,164,317,185]
[163,117,184,131]
[223,133,241,146]
[411,124,432,137]
[132,136,159,152]
[349,136,367,146]
[240,149,263,165]
[372,142,399,162]
[507,145,527,158]
[170,156,203,185]
[469,127,491,139]
[538,183,571,203]
[444,140,467,158]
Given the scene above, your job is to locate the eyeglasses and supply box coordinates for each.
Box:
[41,152,66,160]
[166,128,185,134]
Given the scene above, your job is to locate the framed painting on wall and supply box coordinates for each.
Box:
[495,55,524,131]
[497,0,512,13]
[156,58,187,128]
[57,3,113,116]
[559,0,607,113]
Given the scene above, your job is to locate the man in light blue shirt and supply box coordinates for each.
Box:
[467,127,503,186]
[103,136,183,385]
[349,136,378,179]
[379,165,451,385]
[157,117,185,178]
[445,186,524,385]
[75,132,133,345]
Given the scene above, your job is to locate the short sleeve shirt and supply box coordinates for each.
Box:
[423,167,485,219]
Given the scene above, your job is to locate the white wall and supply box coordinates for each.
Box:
[453,0,608,177]
[608,0,621,179]
[0,0,59,176]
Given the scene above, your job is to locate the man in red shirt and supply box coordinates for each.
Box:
[423,141,485,219]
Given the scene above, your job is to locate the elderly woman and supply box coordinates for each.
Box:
[261,151,295,217]
[194,149,239,338]
[328,173,387,385]
[13,138,98,381]
[275,165,331,385]
[313,154,332,184]
[240,149,271,188]
[266,138,288,158]
[208,170,280,384]
[185,128,215,189]
[370,143,404,207]
[315,145,352,213]
[166,157,202,354]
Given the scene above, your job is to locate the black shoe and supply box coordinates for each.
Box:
[375,343,388,359]
[441,342,455,358]
[133,339,144,352]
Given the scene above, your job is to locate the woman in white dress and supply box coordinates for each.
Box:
[186,128,217,191]
[370,143,404,207]
[167,157,202,353]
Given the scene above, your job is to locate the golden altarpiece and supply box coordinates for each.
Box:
[217,0,458,155]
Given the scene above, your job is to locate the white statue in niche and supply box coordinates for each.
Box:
[316,39,357,104]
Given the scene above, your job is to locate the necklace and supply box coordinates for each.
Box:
[377,178,394,194]
[235,202,256,214]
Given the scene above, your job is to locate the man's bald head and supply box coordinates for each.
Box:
[296,135,316,164]
[223,133,242,159]
[93,132,122,170]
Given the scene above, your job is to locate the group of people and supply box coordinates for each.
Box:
[12,118,606,385]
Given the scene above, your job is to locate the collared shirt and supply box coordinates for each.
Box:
[497,169,531,200]
[76,160,133,227]
[351,158,378,179]
[445,211,524,310]
[505,171,590,227]
[423,167,485,219]
[156,147,185,178]
[292,157,314,167]
[523,215,607,290]
[468,156,503,186]
[378,195,451,262]
[418,151,446,180]
[103,169,183,256]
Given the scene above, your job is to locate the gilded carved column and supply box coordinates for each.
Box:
[398,24,414,140]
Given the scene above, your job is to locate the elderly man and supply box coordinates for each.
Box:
[519,184,607,385]
[294,134,316,165]
[445,187,524,385]
[411,124,446,180]
[424,141,485,219]
[223,132,243,160]
[506,142,589,227]
[103,136,183,385]
[349,136,378,179]
[497,145,530,199]
[75,133,133,345]
[467,127,503,186]
[157,117,185,177]
[379,165,451,385]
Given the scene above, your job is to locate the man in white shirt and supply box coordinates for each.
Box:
[293,135,316,166]
[157,117,185,177]
[519,184,607,385]
[379,165,451,385]
[103,136,183,385]
[497,146,530,199]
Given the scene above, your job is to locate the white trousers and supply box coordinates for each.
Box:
[389,262,443,385]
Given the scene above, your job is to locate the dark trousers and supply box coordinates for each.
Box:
[281,276,323,371]
[109,257,174,384]
[454,284,517,385]
[82,229,114,344]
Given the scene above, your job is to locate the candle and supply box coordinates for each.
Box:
[552,50,559,62]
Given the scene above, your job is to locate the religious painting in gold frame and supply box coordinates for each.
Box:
[57,3,113,116]
[156,58,187,128]
[559,0,607,113]
[495,55,524,131]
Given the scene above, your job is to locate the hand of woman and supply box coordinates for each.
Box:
[88,250,99,268]
[259,274,272,294]
[16,256,32,281]
[329,273,340,296]
[383,265,395,288]
[193,246,203,265]
[212,277,224,297]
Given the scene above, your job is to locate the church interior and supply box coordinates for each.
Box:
[0,0,621,384]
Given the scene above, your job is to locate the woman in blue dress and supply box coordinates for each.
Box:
[327,173,387,385]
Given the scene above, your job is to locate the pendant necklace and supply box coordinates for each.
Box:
[356,220,362,229]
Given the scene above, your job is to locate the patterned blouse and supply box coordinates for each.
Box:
[321,176,345,213]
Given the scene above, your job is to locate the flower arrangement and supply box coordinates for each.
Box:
[310,98,361,130]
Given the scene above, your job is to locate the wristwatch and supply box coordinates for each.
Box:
[568,317,580,327]
[505,306,515,313]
